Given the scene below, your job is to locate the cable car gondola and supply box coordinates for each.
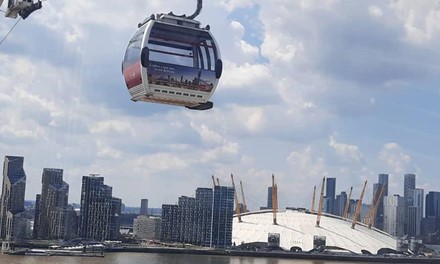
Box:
[1,0,42,19]
[122,0,222,110]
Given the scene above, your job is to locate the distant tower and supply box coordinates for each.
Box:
[335,191,347,217]
[425,191,440,218]
[374,174,389,230]
[404,174,416,198]
[325,178,336,214]
[378,174,389,196]
[0,156,27,241]
[140,199,149,216]
[403,174,416,235]
[384,195,405,237]
[407,188,424,237]
[267,186,273,209]
[424,191,440,236]
[79,174,121,241]
[35,168,70,239]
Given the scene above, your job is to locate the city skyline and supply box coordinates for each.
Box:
[1,1,440,209]
[4,155,440,212]
[5,156,440,216]
[1,156,439,245]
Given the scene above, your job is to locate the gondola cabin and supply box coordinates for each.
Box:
[122,14,222,110]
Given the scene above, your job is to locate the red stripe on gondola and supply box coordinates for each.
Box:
[123,61,142,89]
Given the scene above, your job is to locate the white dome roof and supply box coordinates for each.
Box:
[232,209,396,254]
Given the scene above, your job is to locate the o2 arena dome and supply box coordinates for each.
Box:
[232,208,397,254]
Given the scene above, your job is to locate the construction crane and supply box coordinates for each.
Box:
[316,177,326,227]
[272,174,278,225]
[351,180,367,229]
[240,180,248,213]
[231,174,242,222]
[369,184,386,229]
[311,185,316,212]
[343,186,353,219]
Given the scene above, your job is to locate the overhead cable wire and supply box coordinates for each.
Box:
[0,17,22,46]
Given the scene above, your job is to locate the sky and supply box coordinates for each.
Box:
[1,0,440,210]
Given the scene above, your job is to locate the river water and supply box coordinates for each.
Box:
[0,252,374,264]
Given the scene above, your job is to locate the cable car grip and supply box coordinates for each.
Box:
[168,0,202,20]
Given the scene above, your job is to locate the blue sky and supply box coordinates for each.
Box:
[1,0,440,209]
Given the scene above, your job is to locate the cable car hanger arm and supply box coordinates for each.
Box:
[168,0,202,20]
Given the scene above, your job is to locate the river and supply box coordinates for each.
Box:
[0,252,375,264]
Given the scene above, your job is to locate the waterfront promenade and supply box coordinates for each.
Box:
[116,246,440,263]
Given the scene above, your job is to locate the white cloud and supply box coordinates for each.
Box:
[287,146,327,179]
[379,143,412,175]
[221,61,271,89]
[133,153,189,174]
[297,0,340,10]
[390,0,440,44]
[90,120,135,136]
[230,21,260,60]
[96,140,122,159]
[190,123,223,145]
[329,135,363,163]
[369,5,384,17]
[219,0,255,12]
[200,141,240,163]
[261,33,304,65]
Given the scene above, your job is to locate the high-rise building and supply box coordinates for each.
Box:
[404,174,416,198]
[425,191,440,218]
[403,173,416,235]
[407,188,424,237]
[160,185,234,248]
[373,173,389,230]
[35,168,71,240]
[133,215,161,240]
[378,174,389,196]
[335,191,347,217]
[194,187,213,246]
[79,175,121,241]
[0,156,27,241]
[384,195,405,237]
[267,186,273,209]
[178,196,196,243]
[211,185,235,248]
[32,194,41,239]
[325,178,336,214]
[140,199,149,216]
[160,204,179,242]
[423,191,440,237]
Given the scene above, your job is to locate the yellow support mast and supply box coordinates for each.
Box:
[351,180,367,229]
[240,180,248,213]
[343,186,353,219]
[272,174,278,225]
[231,174,242,222]
[316,177,326,227]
